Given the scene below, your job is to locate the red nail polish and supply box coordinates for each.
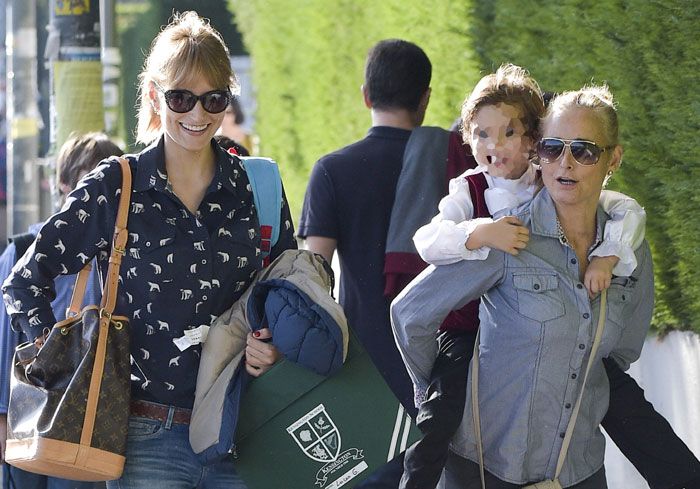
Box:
[253,331,260,338]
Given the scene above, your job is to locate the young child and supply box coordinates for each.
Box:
[399,64,646,489]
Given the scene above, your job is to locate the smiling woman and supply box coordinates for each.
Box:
[2,10,298,489]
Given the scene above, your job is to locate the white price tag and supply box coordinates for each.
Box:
[173,325,210,351]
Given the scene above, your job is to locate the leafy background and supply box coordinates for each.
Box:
[118,0,700,332]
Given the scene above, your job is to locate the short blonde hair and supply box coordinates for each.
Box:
[544,84,619,145]
[461,63,545,141]
[136,11,238,144]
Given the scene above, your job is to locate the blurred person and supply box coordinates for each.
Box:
[0,131,122,489]
[213,134,250,157]
[2,12,296,489]
[218,97,252,155]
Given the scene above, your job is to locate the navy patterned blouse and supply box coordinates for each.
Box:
[2,137,296,408]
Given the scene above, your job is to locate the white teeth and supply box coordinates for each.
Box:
[182,122,208,132]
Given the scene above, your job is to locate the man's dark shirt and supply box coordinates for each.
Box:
[298,126,415,413]
[3,137,296,408]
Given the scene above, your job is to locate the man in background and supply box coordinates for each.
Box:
[297,39,432,487]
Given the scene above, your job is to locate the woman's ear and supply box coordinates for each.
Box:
[148,81,161,114]
[608,144,623,173]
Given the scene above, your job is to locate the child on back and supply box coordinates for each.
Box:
[414,64,644,290]
[398,64,646,489]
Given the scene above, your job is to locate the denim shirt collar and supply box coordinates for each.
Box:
[132,135,243,197]
[530,187,607,245]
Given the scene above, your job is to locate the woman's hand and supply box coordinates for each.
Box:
[245,328,282,377]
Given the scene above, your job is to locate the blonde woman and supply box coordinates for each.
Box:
[3,12,296,488]
[392,86,655,488]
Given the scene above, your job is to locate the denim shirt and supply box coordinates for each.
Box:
[391,188,654,486]
[2,137,296,408]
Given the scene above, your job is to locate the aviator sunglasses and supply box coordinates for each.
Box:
[155,84,231,114]
[536,138,615,166]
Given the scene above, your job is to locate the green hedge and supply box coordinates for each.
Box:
[231,0,480,219]
[474,0,700,332]
[230,1,698,332]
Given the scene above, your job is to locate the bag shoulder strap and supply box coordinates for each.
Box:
[472,290,608,487]
[9,232,37,261]
[240,157,282,264]
[66,157,132,317]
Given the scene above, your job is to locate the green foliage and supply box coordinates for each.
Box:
[230,0,479,218]
[477,0,700,332]
[225,1,699,331]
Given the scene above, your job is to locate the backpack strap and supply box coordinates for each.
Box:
[240,157,282,266]
[9,232,37,262]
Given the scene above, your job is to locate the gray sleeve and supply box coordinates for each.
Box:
[390,252,504,402]
[608,241,654,370]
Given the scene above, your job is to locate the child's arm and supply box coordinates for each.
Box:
[585,190,646,294]
[413,176,485,265]
[466,216,529,255]
[413,175,529,264]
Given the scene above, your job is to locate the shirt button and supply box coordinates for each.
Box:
[146,241,151,247]
[579,344,585,350]
[565,403,572,409]
[570,258,577,265]
[571,373,577,380]
[202,295,208,301]
[201,259,207,265]
[533,284,540,290]
[559,432,566,439]
[583,313,590,319]
[576,283,583,290]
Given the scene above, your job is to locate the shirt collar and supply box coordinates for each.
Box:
[367,126,412,140]
[531,187,607,245]
[485,161,539,192]
[132,137,170,193]
[132,135,243,196]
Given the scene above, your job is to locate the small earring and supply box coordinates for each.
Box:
[607,170,614,176]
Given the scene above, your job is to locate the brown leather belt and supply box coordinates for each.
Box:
[130,400,191,425]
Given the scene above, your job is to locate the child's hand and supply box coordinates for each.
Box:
[466,216,529,255]
[584,256,619,297]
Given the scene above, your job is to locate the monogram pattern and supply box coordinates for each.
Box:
[8,309,131,456]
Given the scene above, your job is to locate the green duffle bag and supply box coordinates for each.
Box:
[234,330,419,489]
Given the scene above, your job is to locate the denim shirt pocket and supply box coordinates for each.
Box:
[598,277,633,351]
[605,277,633,330]
[512,272,565,322]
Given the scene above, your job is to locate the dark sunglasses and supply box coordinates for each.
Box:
[156,84,231,114]
[537,138,614,166]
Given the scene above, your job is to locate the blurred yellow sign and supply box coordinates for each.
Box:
[54,61,105,148]
[10,118,39,139]
[55,0,90,16]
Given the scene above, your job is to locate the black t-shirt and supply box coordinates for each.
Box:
[298,126,415,414]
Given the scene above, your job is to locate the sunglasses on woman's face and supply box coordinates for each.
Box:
[536,138,614,166]
[156,84,231,114]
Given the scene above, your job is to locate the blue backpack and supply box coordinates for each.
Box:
[240,157,282,265]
